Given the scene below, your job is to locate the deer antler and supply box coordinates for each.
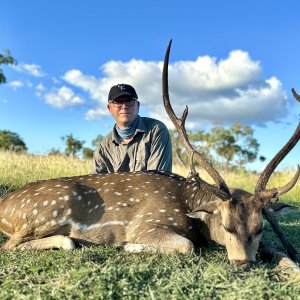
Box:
[255,89,300,197]
[254,88,300,260]
[162,39,231,198]
[291,88,300,102]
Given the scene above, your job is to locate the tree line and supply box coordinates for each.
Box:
[0,126,265,170]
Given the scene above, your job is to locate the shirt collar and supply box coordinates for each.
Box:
[111,115,146,144]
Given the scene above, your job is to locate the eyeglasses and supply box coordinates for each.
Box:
[110,99,137,108]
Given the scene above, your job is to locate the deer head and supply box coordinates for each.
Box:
[162,39,300,265]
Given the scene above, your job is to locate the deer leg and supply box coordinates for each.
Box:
[127,227,194,254]
[262,208,298,260]
[2,235,75,250]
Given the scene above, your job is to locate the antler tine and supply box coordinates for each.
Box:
[255,120,300,195]
[257,165,300,201]
[162,39,231,197]
[291,88,300,102]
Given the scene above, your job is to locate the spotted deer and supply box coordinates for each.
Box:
[0,41,299,266]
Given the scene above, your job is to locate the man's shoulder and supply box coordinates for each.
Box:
[98,130,114,147]
[140,116,168,131]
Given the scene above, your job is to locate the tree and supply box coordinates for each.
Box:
[81,134,105,159]
[82,147,94,159]
[0,49,17,84]
[206,122,260,168]
[48,148,62,156]
[170,122,262,169]
[92,134,105,148]
[61,134,85,157]
[0,130,27,152]
[169,129,215,168]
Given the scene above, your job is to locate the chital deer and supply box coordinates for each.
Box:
[0,42,299,267]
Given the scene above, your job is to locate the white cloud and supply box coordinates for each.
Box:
[12,63,46,77]
[61,50,288,126]
[43,86,85,108]
[85,108,109,120]
[35,83,46,97]
[8,80,24,90]
[36,83,46,91]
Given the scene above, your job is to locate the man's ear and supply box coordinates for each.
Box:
[107,104,113,114]
[137,101,140,111]
[187,200,221,221]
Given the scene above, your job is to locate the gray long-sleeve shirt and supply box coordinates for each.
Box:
[91,116,172,174]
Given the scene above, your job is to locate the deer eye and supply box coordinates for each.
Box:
[222,224,236,234]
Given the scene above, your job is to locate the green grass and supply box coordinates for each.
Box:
[1,151,300,299]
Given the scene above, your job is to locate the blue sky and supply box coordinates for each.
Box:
[0,0,299,171]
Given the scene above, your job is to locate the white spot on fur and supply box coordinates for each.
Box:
[114,192,122,196]
[51,200,56,205]
[64,195,70,201]
[33,209,38,215]
[1,218,12,227]
[43,200,49,206]
[159,209,166,213]
[52,210,58,218]
[168,217,174,221]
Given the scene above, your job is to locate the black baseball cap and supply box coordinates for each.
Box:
[108,84,138,102]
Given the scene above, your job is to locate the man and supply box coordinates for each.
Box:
[91,84,172,174]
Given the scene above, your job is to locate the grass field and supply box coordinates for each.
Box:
[0,151,300,299]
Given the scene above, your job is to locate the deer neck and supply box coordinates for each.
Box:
[183,180,217,212]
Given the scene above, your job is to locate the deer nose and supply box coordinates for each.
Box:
[232,260,256,268]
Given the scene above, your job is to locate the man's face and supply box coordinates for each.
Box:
[107,96,140,128]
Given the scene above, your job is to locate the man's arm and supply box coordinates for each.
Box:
[146,123,172,172]
[91,149,109,174]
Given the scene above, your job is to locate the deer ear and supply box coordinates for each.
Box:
[265,202,297,217]
[187,200,221,220]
